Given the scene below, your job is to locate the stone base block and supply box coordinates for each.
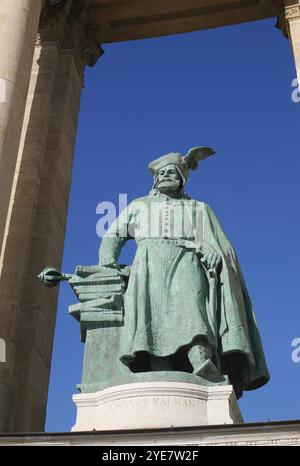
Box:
[72,381,243,431]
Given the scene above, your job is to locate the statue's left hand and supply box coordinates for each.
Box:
[176,240,221,270]
[199,244,221,270]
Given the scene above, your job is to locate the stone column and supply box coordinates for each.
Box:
[277,1,300,84]
[0,0,44,248]
[285,2,300,84]
[0,0,103,432]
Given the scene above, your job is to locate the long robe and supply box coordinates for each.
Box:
[99,192,270,398]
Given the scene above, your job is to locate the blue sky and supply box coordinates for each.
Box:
[45,18,300,431]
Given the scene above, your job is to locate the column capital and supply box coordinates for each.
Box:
[285,1,300,19]
[275,1,300,38]
[38,0,103,68]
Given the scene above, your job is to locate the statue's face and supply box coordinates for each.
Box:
[156,164,181,194]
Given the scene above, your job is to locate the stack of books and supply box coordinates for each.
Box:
[68,265,130,342]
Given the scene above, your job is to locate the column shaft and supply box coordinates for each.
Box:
[0,0,43,246]
[0,41,61,432]
[0,0,102,432]
[9,50,84,432]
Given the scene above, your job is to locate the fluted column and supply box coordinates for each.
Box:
[0,0,44,248]
[0,0,103,432]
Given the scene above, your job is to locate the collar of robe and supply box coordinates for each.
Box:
[148,189,191,200]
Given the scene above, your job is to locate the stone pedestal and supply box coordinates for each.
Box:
[72,382,242,432]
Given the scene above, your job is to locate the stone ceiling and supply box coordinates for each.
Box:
[89,0,278,43]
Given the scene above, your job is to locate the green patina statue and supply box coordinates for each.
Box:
[39,146,270,399]
[98,147,270,399]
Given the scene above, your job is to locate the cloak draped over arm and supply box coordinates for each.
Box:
[203,204,270,398]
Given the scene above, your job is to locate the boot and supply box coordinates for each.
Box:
[188,343,220,379]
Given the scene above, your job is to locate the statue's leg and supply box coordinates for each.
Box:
[187,343,219,379]
[149,354,175,371]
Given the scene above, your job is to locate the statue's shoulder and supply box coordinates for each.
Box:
[201,202,221,222]
[203,202,214,212]
[186,197,207,209]
[190,198,205,206]
[194,201,215,213]
[126,196,151,211]
[192,201,221,224]
[131,195,150,205]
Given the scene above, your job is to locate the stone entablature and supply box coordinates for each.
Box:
[88,0,278,43]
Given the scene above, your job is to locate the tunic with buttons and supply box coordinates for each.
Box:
[99,191,213,367]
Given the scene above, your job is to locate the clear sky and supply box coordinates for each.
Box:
[45,18,300,432]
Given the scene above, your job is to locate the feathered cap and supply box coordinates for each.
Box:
[148,146,215,185]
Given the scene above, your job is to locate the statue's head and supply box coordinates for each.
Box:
[155,163,182,194]
[148,153,190,196]
[148,146,215,195]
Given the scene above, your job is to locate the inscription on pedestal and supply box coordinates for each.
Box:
[108,396,201,410]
